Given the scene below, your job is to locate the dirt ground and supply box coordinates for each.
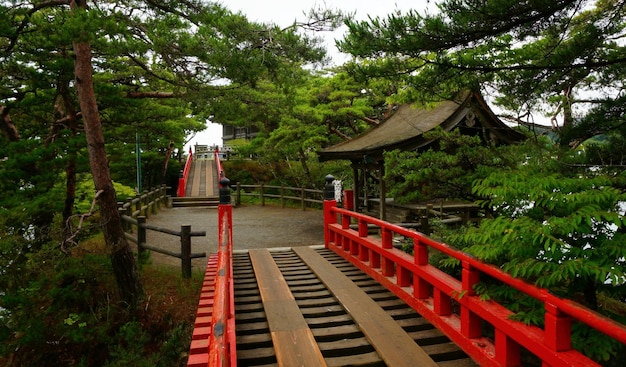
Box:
[141,204,325,271]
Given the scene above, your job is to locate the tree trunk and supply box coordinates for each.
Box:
[0,106,20,141]
[583,280,598,311]
[71,0,143,308]
[57,80,79,235]
[162,141,175,183]
[298,147,314,188]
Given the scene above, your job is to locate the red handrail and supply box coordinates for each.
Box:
[324,200,626,367]
[208,203,235,366]
[214,147,224,179]
[178,148,193,197]
[207,149,235,366]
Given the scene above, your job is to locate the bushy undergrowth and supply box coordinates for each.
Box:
[0,235,202,367]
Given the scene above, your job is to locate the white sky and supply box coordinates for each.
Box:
[186,0,433,150]
[226,0,433,64]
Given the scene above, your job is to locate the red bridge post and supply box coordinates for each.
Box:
[208,176,235,367]
[323,174,337,249]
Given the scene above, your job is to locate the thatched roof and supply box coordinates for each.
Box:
[317,91,526,162]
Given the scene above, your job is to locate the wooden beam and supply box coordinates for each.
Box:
[249,249,328,367]
[293,246,439,367]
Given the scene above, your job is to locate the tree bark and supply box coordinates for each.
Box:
[56,79,79,235]
[162,141,175,183]
[71,0,143,308]
[0,106,21,141]
[298,147,314,188]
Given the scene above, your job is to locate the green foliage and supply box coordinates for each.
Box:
[441,143,626,362]
[0,140,70,246]
[105,322,151,367]
[223,159,279,185]
[2,0,336,241]
[213,69,391,187]
[339,0,626,148]
[384,127,521,203]
[1,1,345,365]
[382,133,626,363]
[68,174,136,213]
[0,239,197,366]
[466,171,626,292]
[571,324,624,364]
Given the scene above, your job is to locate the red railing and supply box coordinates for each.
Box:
[214,147,224,180]
[187,151,235,367]
[177,148,193,197]
[207,152,236,367]
[323,199,626,367]
[207,202,235,366]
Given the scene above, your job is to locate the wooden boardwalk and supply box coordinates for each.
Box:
[228,246,476,367]
[185,159,219,197]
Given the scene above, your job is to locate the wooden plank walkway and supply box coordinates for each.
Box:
[232,246,477,367]
[294,246,438,367]
[250,249,327,367]
[185,159,218,197]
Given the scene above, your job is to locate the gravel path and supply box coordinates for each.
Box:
[142,205,325,270]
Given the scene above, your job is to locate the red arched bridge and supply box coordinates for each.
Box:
[179,148,626,367]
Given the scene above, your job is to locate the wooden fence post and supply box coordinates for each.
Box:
[126,198,133,232]
[236,182,241,206]
[155,186,161,210]
[421,204,432,235]
[150,188,157,215]
[280,186,285,208]
[301,187,305,211]
[137,216,146,258]
[162,184,168,206]
[181,224,191,279]
[260,183,265,206]
[135,194,141,217]
[142,190,149,218]
[118,204,127,231]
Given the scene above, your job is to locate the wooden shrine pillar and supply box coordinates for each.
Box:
[379,163,386,221]
[351,163,359,212]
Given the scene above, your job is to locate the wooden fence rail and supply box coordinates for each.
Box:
[118,184,206,278]
[234,182,323,210]
[233,184,480,232]
[118,184,169,224]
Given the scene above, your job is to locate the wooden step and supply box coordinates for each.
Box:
[249,249,328,367]
[172,196,219,208]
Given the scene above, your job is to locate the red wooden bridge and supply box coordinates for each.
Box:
[180,149,626,367]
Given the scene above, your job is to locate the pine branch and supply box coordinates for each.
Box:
[62,189,104,253]
[5,0,72,52]
[126,91,177,98]
[431,56,626,73]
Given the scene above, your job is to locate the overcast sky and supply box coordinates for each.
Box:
[189,1,435,149]
[227,0,434,65]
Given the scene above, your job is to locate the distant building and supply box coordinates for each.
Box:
[222,124,260,144]
[193,144,215,159]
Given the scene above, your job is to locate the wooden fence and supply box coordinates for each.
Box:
[118,185,206,278]
[233,183,481,234]
[118,185,169,221]
[234,182,324,210]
